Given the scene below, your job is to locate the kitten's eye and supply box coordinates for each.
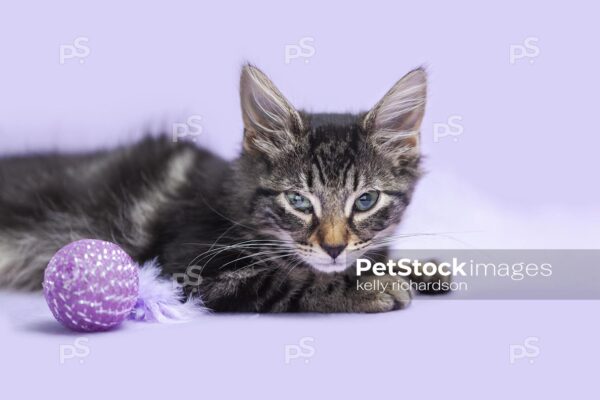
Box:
[286,192,313,213]
[354,191,379,212]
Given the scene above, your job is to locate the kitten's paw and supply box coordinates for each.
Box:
[411,258,453,295]
[352,275,412,313]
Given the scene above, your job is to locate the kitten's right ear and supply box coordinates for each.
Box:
[240,64,303,158]
[363,68,427,163]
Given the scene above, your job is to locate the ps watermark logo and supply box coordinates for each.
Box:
[285,37,315,64]
[284,336,315,364]
[509,37,540,65]
[509,336,540,364]
[433,115,463,143]
[59,37,90,64]
[172,264,202,293]
[59,337,90,364]
[172,115,203,143]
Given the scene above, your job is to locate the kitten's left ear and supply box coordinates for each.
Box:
[363,68,427,161]
[240,64,303,158]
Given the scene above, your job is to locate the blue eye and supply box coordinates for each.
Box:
[354,191,379,211]
[286,192,313,213]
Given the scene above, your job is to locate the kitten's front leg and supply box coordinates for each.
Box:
[365,249,452,295]
[198,266,412,313]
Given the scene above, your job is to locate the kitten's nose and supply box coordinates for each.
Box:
[321,244,346,260]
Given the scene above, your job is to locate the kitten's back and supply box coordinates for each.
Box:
[0,136,226,289]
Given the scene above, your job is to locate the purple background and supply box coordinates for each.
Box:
[1,0,598,398]
[2,1,599,209]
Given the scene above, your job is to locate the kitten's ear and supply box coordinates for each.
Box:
[363,68,427,161]
[240,64,303,157]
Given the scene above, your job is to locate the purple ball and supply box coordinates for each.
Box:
[43,239,139,332]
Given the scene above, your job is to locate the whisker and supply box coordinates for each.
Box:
[218,248,296,270]
[186,240,295,267]
[277,258,304,289]
[236,252,298,271]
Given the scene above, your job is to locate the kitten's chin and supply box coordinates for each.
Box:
[301,253,357,273]
[307,261,350,273]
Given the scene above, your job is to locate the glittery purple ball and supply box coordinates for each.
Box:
[43,239,139,332]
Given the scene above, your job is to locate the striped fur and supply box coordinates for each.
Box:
[0,65,427,312]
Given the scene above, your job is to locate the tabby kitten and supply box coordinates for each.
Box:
[0,64,428,312]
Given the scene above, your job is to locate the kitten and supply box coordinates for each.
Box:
[0,64,430,312]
